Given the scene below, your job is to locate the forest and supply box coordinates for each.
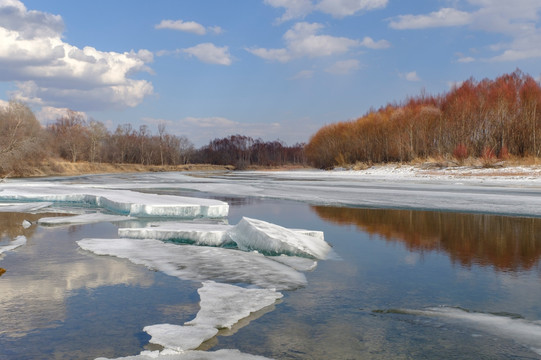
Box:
[306,70,541,168]
[0,102,306,177]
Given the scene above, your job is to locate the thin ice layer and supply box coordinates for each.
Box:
[0,202,53,212]
[0,184,228,218]
[77,238,306,290]
[95,348,273,360]
[38,213,131,226]
[0,236,27,255]
[393,307,541,355]
[229,217,331,259]
[186,281,283,329]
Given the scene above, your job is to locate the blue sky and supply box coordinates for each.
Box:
[1,0,541,146]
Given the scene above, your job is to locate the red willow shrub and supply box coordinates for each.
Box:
[306,69,541,168]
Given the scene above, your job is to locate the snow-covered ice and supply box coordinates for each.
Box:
[38,213,131,226]
[95,348,273,360]
[118,223,233,246]
[229,217,331,259]
[77,238,307,290]
[0,202,53,213]
[0,184,228,218]
[143,282,282,354]
[392,306,541,355]
[0,235,27,255]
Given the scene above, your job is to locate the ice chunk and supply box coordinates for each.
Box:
[186,281,283,329]
[77,238,306,290]
[0,235,27,255]
[143,324,218,353]
[270,255,318,271]
[118,223,232,246]
[95,348,273,359]
[0,202,53,212]
[0,184,228,218]
[22,220,31,229]
[391,306,541,354]
[228,217,331,259]
[38,213,130,226]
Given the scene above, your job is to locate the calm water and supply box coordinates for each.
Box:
[1,194,541,359]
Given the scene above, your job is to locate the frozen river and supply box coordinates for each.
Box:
[1,169,541,359]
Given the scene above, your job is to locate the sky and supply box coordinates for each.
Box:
[1,0,541,147]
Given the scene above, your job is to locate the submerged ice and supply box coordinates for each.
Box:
[77,238,307,290]
[0,235,27,255]
[0,184,228,218]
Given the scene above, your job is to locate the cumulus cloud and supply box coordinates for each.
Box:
[389,8,473,29]
[326,59,361,75]
[36,106,86,125]
[390,1,541,62]
[399,71,421,82]
[182,43,232,65]
[248,22,387,63]
[265,0,387,22]
[155,19,223,35]
[0,0,153,110]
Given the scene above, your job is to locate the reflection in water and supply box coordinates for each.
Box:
[312,206,541,272]
[0,212,42,241]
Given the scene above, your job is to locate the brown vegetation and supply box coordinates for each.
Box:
[306,70,541,169]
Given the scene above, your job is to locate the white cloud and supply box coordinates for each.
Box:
[182,43,232,65]
[182,116,238,128]
[248,22,382,62]
[400,71,421,82]
[0,0,153,110]
[35,106,86,125]
[457,56,475,63]
[326,59,361,74]
[155,19,223,36]
[390,1,541,62]
[316,0,388,18]
[265,0,388,22]
[360,36,390,49]
[389,8,473,29]
[290,69,315,79]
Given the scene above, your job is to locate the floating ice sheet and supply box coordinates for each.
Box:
[38,213,131,226]
[387,306,541,355]
[95,348,273,360]
[0,202,53,213]
[0,184,228,218]
[0,235,27,255]
[229,217,331,259]
[144,282,282,354]
[77,238,306,290]
[118,223,233,246]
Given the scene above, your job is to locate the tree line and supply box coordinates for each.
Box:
[0,102,307,177]
[306,69,541,168]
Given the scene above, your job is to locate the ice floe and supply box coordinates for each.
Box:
[0,202,53,213]
[77,238,307,290]
[38,213,131,226]
[143,282,282,354]
[0,184,228,218]
[96,348,273,360]
[386,306,541,355]
[229,217,331,259]
[0,235,27,255]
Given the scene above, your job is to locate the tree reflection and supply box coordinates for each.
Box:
[312,206,541,272]
[0,212,41,241]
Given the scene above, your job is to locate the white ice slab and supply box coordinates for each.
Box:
[397,306,541,355]
[0,184,228,218]
[77,238,306,290]
[38,213,130,226]
[229,217,331,259]
[118,223,233,246]
[0,235,27,255]
[0,202,53,212]
[96,348,273,359]
[186,281,283,329]
[143,324,218,353]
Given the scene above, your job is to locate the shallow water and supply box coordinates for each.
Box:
[1,187,541,359]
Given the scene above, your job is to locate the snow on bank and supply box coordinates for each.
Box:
[0,184,228,218]
[77,238,307,290]
[387,306,541,356]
